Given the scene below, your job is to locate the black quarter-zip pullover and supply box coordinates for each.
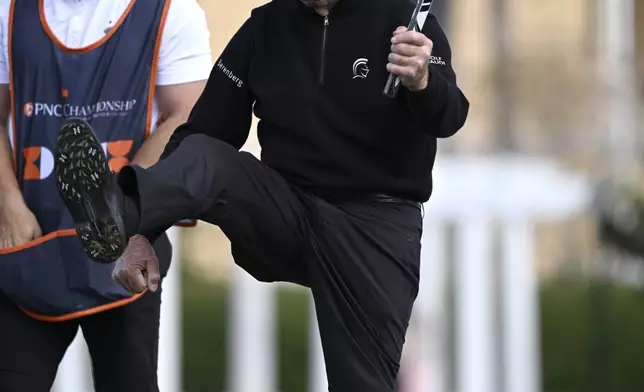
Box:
[166,0,469,202]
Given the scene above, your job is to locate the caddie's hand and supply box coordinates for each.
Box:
[112,234,160,294]
[387,26,434,92]
[0,193,42,248]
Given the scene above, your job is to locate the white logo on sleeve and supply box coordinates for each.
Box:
[352,58,369,79]
[429,56,447,66]
[217,60,244,88]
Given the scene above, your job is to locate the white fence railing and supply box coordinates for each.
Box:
[52,157,591,392]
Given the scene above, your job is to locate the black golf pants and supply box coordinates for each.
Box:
[120,134,423,392]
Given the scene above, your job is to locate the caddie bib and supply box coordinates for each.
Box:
[0,0,175,321]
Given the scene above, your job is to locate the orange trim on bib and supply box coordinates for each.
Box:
[144,0,197,228]
[0,227,149,322]
[0,229,76,254]
[8,0,17,171]
[145,0,172,138]
[175,220,198,228]
[39,0,137,54]
[19,290,147,322]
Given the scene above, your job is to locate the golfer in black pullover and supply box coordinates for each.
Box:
[54,0,469,390]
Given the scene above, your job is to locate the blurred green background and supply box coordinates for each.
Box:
[183,266,644,392]
[182,266,310,392]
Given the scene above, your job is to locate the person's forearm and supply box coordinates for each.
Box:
[130,116,189,241]
[0,125,22,204]
[131,115,187,169]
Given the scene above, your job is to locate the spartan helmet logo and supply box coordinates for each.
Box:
[352,58,369,79]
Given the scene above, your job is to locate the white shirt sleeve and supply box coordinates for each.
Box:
[0,0,10,85]
[156,0,213,86]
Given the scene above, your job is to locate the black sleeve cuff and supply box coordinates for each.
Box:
[406,64,448,114]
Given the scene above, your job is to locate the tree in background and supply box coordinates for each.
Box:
[595,178,644,257]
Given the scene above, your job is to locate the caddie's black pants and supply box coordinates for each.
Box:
[0,288,163,392]
[120,134,423,392]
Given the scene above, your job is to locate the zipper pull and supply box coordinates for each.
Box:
[319,15,329,85]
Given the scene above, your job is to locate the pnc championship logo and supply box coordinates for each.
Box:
[22,91,137,120]
[21,89,138,180]
[23,140,134,180]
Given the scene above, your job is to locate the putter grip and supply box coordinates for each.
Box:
[383,74,400,98]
